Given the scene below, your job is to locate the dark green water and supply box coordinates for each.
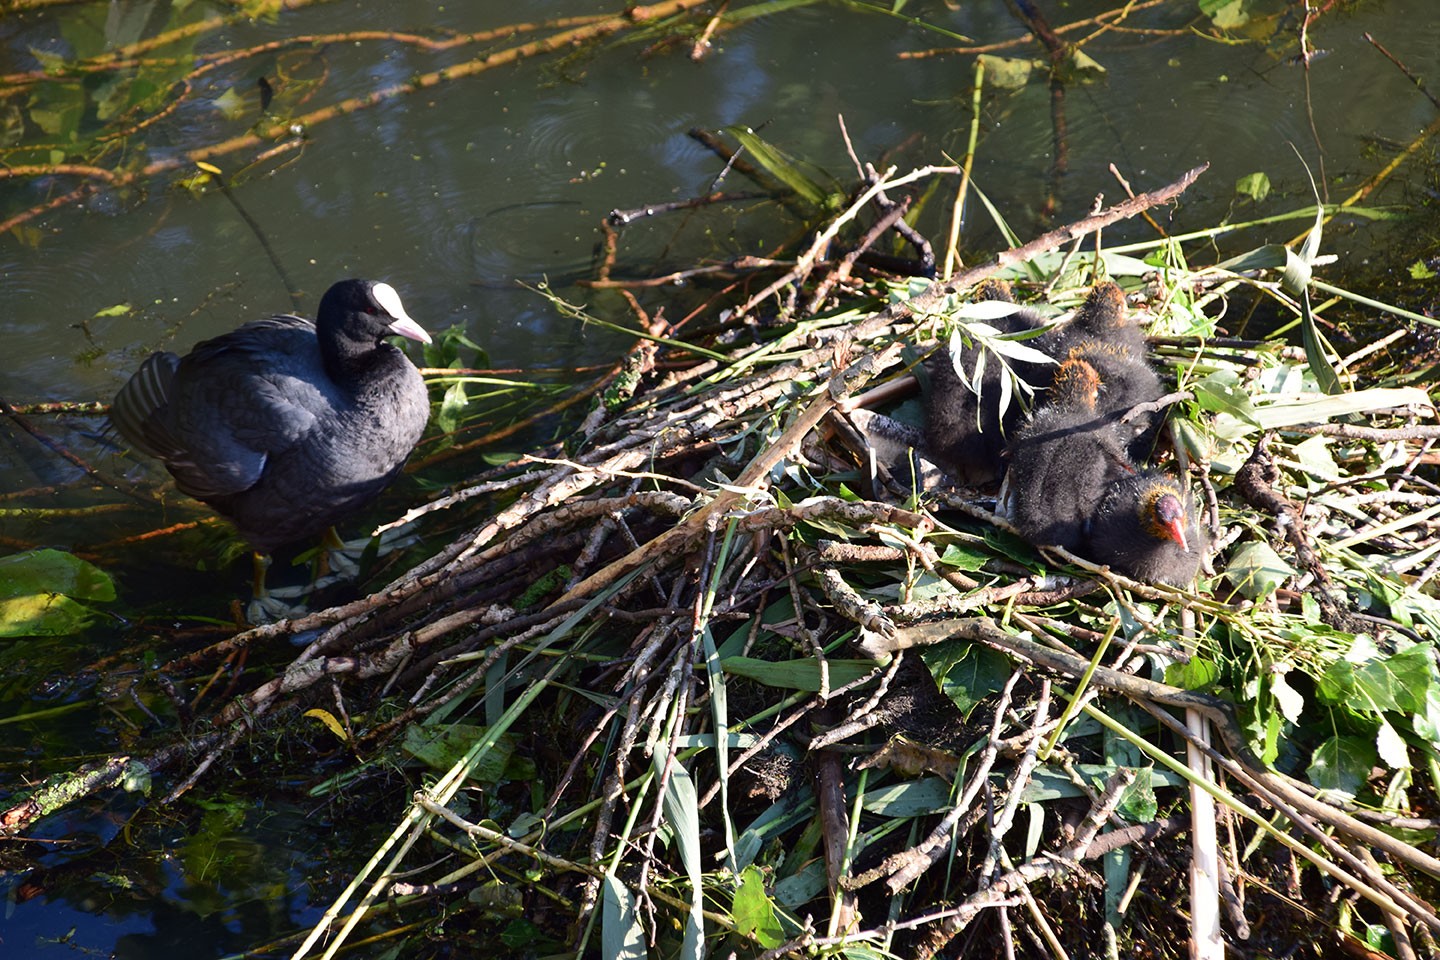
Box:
[1,0,1437,955]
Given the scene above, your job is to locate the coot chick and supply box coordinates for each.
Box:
[1054,279,1147,360]
[1065,339,1165,462]
[1087,472,1202,584]
[1007,357,1133,553]
[923,279,1052,485]
[110,279,432,555]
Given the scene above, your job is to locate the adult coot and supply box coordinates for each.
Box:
[110,279,432,555]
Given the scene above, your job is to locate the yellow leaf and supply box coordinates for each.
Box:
[303,708,348,741]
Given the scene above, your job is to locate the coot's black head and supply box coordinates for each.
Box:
[317,279,432,368]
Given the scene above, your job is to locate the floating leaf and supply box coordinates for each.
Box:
[213,86,248,120]
[92,303,132,318]
[1235,171,1270,202]
[977,54,1034,90]
[0,549,115,638]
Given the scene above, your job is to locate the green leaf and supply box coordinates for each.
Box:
[1317,644,1435,716]
[601,876,646,960]
[400,723,517,784]
[213,86,249,120]
[1204,0,1249,29]
[922,642,1013,718]
[732,865,785,948]
[0,549,115,638]
[977,54,1034,90]
[1164,657,1220,691]
[1409,260,1436,280]
[27,82,86,140]
[721,656,877,691]
[1375,720,1410,770]
[1307,735,1376,797]
[724,125,831,209]
[1224,541,1295,600]
[92,303,132,318]
[1249,386,1431,430]
[1270,668,1305,724]
[1235,171,1270,202]
[862,777,953,817]
[1190,370,1260,426]
[435,380,468,436]
[655,753,703,960]
[1116,766,1157,823]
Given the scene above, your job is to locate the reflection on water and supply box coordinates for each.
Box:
[1,1,1437,956]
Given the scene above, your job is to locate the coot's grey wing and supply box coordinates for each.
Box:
[110,351,181,460]
[159,316,327,500]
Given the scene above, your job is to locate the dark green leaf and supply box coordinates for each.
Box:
[1307,735,1376,796]
[922,642,1012,718]
[0,549,115,638]
[400,723,517,783]
[722,656,877,691]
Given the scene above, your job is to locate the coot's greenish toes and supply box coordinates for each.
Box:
[110,279,432,554]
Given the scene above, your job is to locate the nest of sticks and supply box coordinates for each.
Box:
[9,160,1440,959]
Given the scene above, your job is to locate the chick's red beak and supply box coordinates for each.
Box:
[1151,491,1190,552]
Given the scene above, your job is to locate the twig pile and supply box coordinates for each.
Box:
[7,160,1440,960]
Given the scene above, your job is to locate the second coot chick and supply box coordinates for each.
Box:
[1087,471,1203,584]
[1007,357,1133,553]
[1059,281,1164,461]
[110,278,433,555]
[1066,339,1164,462]
[1053,279,1147,360]
[923,279,1052,485]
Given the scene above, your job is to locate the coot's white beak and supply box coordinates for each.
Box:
[372,281,432,344]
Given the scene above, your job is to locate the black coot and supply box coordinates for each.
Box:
[923,279,1052,485]
[1007,357,1134,553]
[110,279,432,554]
[1053,280,1147,360]
[1055,280,1164,461]
[1087,471,1203,584]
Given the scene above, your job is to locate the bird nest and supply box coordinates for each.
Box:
[7,162,1440,959]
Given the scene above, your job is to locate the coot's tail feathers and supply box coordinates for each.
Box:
[110,351,181,460]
